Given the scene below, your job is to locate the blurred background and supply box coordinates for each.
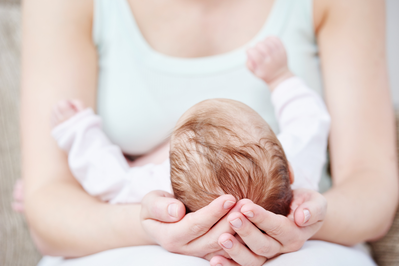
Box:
[387,0,399,108]
[0,0,398,266]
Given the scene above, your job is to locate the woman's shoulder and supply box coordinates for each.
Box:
[25,0,94,13]
[313,0,383,33]
[23,0,94,32]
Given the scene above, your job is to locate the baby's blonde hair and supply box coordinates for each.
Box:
[170,99,292,215]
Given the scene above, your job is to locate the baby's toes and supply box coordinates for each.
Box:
[70,99,85,112]
[57,100,76,118]
[53,100,79,126]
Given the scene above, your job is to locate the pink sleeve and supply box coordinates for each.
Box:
[51,109,172,203]
[271,77,331,191]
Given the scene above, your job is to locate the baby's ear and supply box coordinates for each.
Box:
[288,162,295,184]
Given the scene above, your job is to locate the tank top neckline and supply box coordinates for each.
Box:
[120,0,291,76]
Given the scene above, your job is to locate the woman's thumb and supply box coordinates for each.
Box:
[141,190,186,222]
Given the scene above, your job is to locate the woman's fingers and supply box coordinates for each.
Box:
[210,255,240,266]
[238,193,327,254]
[188,213,235,256]
[227,212,282,259]
[187,195,242,260]
[220,193,328,264]
[239,201,301,247]
[292,189,327,227]
[181,194,236,240]
[204,249,231,261]
[294,203,322,227]
[141,193,237,257]
[216,233,267,266]
[141,190,186,222]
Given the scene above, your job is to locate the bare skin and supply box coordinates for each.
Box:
[21,0,398,263]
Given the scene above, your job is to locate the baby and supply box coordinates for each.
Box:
[51,37,330,215]
[169,99,294,215]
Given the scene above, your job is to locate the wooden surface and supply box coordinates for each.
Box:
[369,110,399,265]
[0,4,41,266]
[1,0,19,5]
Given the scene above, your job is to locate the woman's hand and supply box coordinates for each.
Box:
[210,189,327,266]
[141,190,237,260]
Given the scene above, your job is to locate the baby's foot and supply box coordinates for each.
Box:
[247,36,294,91]
[51,99,85,128]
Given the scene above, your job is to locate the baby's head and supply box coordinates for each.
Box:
[170,99,293,215]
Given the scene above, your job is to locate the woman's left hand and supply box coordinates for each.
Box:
[210,188,327,266]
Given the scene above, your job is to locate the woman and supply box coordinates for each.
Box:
[20,0,397,265]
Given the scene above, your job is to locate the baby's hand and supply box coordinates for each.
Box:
[246,36,294,91]
[51,99,85,128]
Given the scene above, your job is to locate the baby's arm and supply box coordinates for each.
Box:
[51,100,172,204]
[247,37,331,190]
[272,79,331,190]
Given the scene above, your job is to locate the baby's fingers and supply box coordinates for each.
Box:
[246,48,264,69]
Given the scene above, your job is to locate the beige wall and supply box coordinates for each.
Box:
[387,0,399,108]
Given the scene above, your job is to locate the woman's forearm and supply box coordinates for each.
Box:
[312,0,399,246]
[25,180,154,257]
[20,0,148,257]
[312,168,398,245]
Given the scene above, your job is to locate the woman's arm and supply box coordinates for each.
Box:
[21,0,153,256]
[22,0,236,258]
[207,1,397,264]
[312,0,398,245]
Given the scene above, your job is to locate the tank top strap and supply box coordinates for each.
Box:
[272,0,314,35]
[92,0,315,76]
[93,0,133,52]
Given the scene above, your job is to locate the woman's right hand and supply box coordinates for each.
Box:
[140,190,237,260]
[210,189,327,266]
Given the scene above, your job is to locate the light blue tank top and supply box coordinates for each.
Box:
[93,0,330,190]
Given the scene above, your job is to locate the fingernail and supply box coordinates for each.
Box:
[221,239,233,249]
[168,204,178,218]
[223,200,235,209]
[303,209,311,224]
[230,218,242,228]
[243,211,254,218]
[216,264,222,266]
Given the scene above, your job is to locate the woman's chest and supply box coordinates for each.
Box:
[97,66,277,155]
[94,0,323,155]
[127,0,275,57]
